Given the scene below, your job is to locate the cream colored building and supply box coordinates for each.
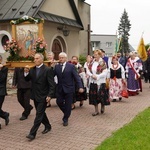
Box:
[0,0,90,60]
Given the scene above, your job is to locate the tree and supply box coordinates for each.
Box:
[118,9,131,55]
[145,44,150,51]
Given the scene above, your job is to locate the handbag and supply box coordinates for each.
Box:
[121,90,128,98]
[121,82,128,98]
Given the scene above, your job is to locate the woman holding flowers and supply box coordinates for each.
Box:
[86,50,108,116]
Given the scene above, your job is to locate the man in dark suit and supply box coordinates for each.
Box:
[25,53,55,141]
[12,67,33,120]
[0,55,9,129]
[54,52,84,126]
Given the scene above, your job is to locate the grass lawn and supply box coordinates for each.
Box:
[95,107,150,150]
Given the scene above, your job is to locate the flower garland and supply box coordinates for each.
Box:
[10,15,44,25]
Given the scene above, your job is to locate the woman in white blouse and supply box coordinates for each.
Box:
[107,55,125,102]
[86,50,108,116]
[125,52,142,96]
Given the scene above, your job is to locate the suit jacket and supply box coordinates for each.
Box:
[25,64,55,102]
[54,62,83,94]
[12,67,31,89]
[0,66,8,96]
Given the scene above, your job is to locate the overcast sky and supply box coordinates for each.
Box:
[85,0,150,49]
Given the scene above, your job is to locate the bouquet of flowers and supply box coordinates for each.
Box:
[4,39,21,61]
[33,38,47,53]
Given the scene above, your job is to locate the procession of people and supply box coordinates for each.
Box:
[0,48,149,141]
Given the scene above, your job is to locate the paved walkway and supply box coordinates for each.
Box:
[0,82,150,150]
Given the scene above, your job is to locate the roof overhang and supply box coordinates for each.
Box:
[35,11,83,29]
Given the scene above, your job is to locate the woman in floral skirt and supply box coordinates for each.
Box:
[107,55,125,102]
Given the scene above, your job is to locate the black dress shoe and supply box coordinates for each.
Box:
[112,99,116,102]
[92,112,99,116]
[26,134,35,140]
[5,113,9,126]
[42,127,51,134]
[119,97,122,101]
[63,121,68,126]
[20,116,27,121]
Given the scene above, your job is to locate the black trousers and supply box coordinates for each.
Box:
[0,95,8,120]
[144,72,150,83]
[29,100,51,137]
[56,91,73,123]
[17,89,32,117]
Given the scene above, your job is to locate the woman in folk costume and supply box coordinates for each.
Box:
[107,55,126,102]
[68,56,86,109]
[84,55,93,94]
[86,50,108,116]
[125,52,143,96]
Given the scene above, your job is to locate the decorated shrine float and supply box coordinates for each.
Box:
[5,15,51,68]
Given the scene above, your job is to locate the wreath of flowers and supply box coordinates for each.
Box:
[10,15,44,25]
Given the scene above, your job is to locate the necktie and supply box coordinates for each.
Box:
[60,64,63,72]
[36,67,40,77]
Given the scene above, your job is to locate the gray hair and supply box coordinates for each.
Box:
[35,53,44,60]
[59,52,67,58]
[48,51,54,55]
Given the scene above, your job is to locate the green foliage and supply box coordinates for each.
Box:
[118,9,131,54]
[95,108,150,150]
[7,55,34,61]
[79,55,86,66]
[145,44,150,51]
[10,15,44,25]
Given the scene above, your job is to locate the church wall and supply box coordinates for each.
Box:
[40,0,75,20]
